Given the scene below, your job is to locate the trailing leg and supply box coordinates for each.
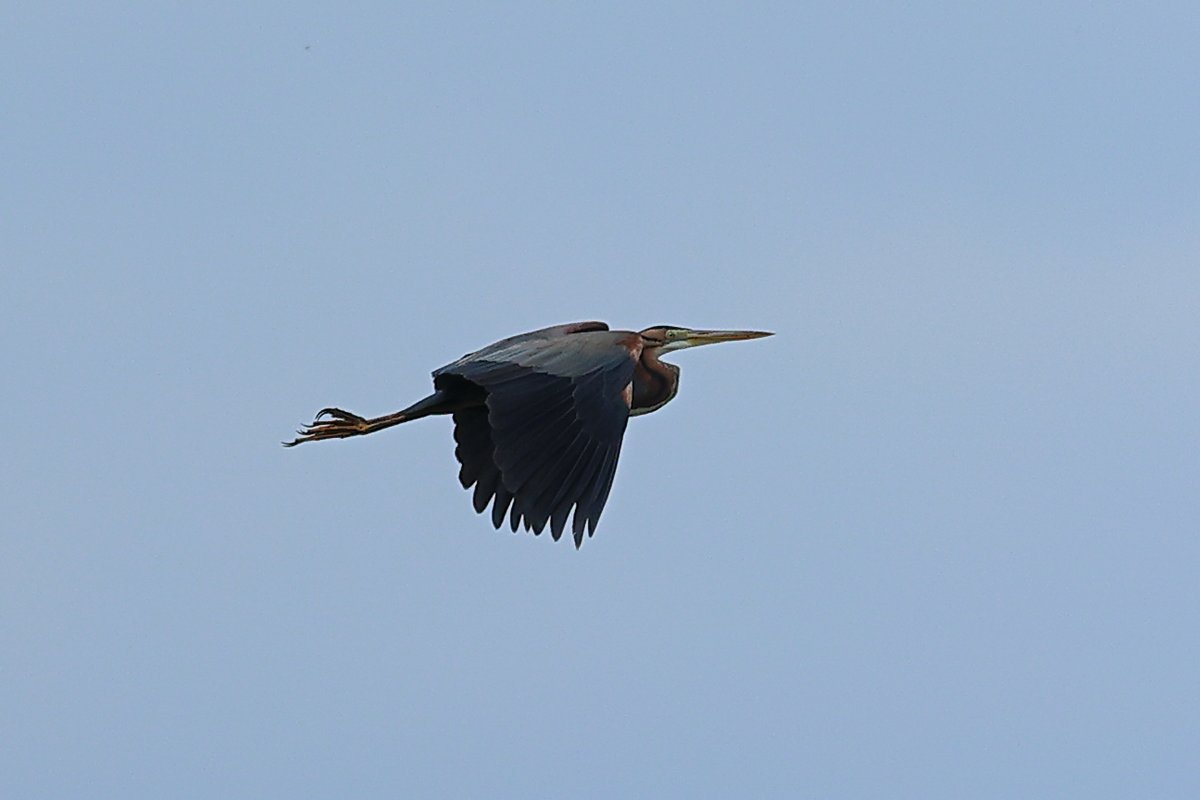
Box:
[283,389,474,447]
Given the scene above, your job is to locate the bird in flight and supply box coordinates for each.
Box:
[286,322,772,547]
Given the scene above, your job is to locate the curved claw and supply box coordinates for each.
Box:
[316,407,367,424]
[282,407,370,447]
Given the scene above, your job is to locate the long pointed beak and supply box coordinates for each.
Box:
[686,329,774,344]
[667,328,774,352]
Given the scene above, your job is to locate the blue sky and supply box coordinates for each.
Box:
[3,3,1199,797]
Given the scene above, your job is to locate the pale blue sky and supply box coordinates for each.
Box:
[3,3,1199,797]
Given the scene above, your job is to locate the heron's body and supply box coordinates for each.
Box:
[286,321,771,547]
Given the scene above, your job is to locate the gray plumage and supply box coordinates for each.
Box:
[285,321,772,547]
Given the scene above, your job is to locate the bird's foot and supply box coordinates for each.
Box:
[283,407,370,447]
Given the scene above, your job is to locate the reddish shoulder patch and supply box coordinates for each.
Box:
[615,331,644,358]
[562,321,610,335]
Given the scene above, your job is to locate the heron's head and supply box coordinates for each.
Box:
[638,326,774,354]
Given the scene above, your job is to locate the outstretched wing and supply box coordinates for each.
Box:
[433,324,640,547]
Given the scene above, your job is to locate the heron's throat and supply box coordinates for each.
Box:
[630,350,679,416]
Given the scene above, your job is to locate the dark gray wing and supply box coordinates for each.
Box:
[440,321,608,364]
[433,325,638,547]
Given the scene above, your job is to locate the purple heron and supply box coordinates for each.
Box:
[286,322,772,547]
